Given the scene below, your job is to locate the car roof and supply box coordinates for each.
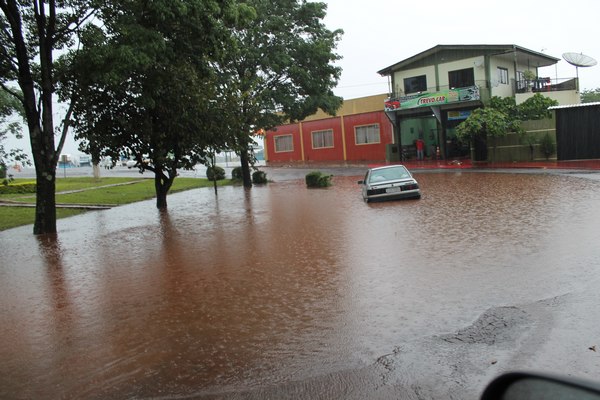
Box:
[369,165,408,172]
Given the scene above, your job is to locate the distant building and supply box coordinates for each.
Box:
[264,94,394,164]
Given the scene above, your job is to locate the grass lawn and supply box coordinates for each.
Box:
[0,177,234,230]
[0,207,86,231]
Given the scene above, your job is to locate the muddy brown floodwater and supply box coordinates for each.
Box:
[2,171,600,399]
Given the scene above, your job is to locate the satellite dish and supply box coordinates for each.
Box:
[562,52,597,67]
[562,52,597,91]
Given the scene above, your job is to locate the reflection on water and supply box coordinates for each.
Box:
[1,172,600,398]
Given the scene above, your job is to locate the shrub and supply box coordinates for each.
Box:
[206,165,226,181]
[305,171,332,188]
[0,182,36,194]
[0,164,6,180]
[252,170,267,184]
[539,133,556,160]
[231,166,243,180]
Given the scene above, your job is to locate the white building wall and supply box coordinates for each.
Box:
[437,57,486,89]
[489,57,515,98]
[516,90,580,105]
[392,66,436,95]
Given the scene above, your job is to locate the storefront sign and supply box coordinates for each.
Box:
[447,110,472,120]
[384,86,480,111]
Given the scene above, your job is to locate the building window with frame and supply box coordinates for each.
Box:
[403,75,427,94]
[448,68,475,88]
[355,124,380,145]
[274,135,294,152]
[497,67,509,84]
[516,70,526,91]
[311,129,334,149]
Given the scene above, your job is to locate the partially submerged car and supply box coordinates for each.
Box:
[358,165,421,202]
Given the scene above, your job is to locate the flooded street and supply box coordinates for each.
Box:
[2,171,600,399]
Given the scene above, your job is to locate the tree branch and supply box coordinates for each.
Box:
[54,7,98,40]
[54,95,76,164]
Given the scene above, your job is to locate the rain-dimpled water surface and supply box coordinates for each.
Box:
[2,171,600,399]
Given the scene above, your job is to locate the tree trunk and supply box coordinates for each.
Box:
[240,149,252,188]
[92,163,101,179]
[29,112,58,234]
[155,174,169,209]
[33,166,57,234]
[154,167,175,210]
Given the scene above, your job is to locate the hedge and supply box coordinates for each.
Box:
[0,182,36,194]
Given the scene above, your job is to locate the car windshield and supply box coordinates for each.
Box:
[368,166,410,183]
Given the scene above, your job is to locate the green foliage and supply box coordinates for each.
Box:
[456,93,555,150]
[65,0,244,207]
[215,0,343,186]
[231,166,243,180]
[207,166,226,181]
[0,182,36,194]
[305,171,332,188]
[523,70,536,81]
[517,93,558,120]
[489,96,518,118]
[580,88,600,103]
[455,108,520,142]
[539,133,556,160]
[252,170,267,184]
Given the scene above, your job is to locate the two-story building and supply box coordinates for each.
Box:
[378,44,580,160]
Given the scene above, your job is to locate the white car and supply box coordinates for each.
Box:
[358,165,421,202]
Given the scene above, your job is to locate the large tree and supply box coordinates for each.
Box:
[66,0,250,208]
[216,0,342,187]
[0,0,94,234]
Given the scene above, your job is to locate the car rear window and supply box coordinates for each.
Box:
[369,167,409,183]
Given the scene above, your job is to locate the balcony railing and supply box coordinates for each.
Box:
[389,80,489,100]
[514,77,577,93]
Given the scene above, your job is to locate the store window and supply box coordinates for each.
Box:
[312,129,334,149]
[355,124,380,145]
[274,135,293,152]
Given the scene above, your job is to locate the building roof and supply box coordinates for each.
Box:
[377,44,561,76]
[549,102,600,110]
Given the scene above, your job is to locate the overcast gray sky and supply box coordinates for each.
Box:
[322,0,600,99]
[5,0,600,158]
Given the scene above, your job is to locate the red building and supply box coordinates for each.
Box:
[264,94,394,164]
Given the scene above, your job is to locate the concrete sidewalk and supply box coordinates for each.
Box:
[370,158,600,171]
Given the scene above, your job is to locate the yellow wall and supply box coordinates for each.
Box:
[302,93,388,121]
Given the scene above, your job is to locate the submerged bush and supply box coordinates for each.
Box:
[231,166,243,180]
[305,171,332,188]
[206,165,226,181]
[539,133,556,160]
[252,170,267,184]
